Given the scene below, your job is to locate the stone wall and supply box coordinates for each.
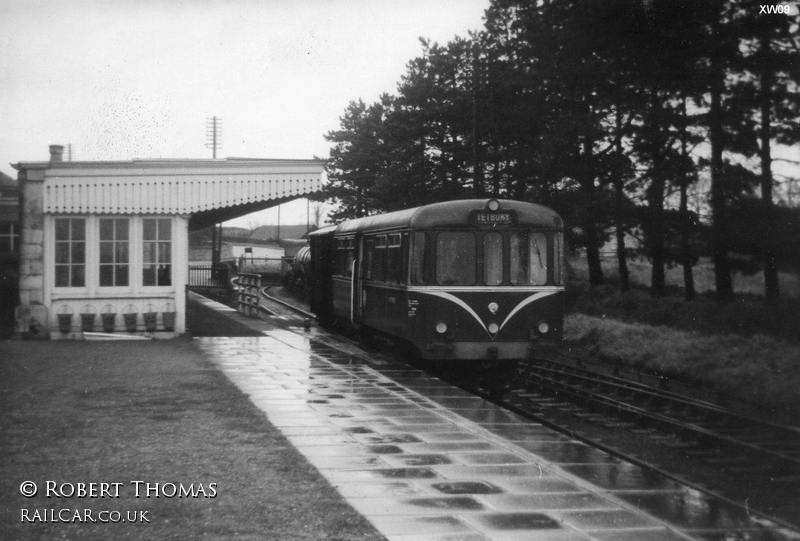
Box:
[15,167,48,337]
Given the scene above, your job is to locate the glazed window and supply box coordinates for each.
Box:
[411,232,426,285]
[0,223,18,253]
[54,218,85,287]
[483,232,503,286]
[399,232,409,285]
[334,237,353,277]
[436,232,475,286]
[143,219,171,286]
[363,238,374,279]
[371,235,386,282]
[510,231,548,285]
[99,218,129,287]
[386,233,403,284]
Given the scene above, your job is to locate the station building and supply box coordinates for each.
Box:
[12,145,324,338]
[0,171,20,332]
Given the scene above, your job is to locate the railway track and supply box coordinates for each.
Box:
[255,289,800,531]
[519,358,800,468]
[454,358,800,530]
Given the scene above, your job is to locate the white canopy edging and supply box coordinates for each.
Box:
[36,159,325,215]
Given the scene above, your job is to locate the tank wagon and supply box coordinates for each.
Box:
[308,199,565,361]
[282,245,311,292]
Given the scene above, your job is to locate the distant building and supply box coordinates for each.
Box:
[0,171,20,330]
[12,145,324,338]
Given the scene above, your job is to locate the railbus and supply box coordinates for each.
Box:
[308,199,564,362]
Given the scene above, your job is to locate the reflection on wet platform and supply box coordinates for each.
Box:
[196,331,790,541]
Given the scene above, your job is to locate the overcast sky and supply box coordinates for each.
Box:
[0,0,488,225]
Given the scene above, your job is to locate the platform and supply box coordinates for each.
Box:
[189,292,794,541]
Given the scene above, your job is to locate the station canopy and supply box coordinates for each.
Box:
[18,157,326,229]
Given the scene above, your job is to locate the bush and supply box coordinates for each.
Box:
[568,279,800,343]
[565,314,800,414]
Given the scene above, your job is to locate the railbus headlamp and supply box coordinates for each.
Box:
[537,321,550,334]
[488,322,499,334]
[486,199,500,211]
[435,322,448,334]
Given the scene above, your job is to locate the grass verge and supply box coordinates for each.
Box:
[564,313,800,416]
[0,338,384,540]
[567,282,800,343]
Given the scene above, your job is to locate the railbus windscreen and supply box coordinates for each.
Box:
[411,230,561,286]
[435,232,476,286]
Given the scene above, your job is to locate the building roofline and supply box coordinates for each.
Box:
[12,157,326,171]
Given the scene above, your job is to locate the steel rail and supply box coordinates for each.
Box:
[259,286,317,320]
[456,372,800,535]
[519,361,800,467]
[545,356,800,435]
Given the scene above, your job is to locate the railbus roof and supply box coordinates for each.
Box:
[310,199,562,237]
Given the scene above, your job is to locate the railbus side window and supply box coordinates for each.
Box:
[411,232,426,285]
[386,233,403,284]
[373,235,386,282]
[436,232,475,286]
[363,238,374,280]
[400,232,409,285]
[346,238,354,277]
[483,232,503,286]
[333,238,355,277]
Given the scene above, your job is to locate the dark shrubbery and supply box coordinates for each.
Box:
[567,279,800,343]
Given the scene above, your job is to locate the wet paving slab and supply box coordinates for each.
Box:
[193,314,796,541]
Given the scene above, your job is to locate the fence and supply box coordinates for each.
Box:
[187,264,232,289]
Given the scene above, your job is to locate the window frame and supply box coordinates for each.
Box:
[410,231,428,285]
[509,230,550,286]
[482,231,504,286]
[372,234,387,282]
[386,232,403,285]
[142,218,172,288]
[54,217,87,289]
[0,222,19,253]
[435,231,477,286]
[98,218,130,288]
[333,236,355,278]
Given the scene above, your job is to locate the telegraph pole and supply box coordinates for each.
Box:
[205,116,222,159]
[206,116,223,267]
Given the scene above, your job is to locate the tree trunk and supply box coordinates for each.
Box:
[647,185,665,297]
[679,97,695,300]
[614,108,630,291]
[709,41,734,301]
[679,182,695,300]
[582,129,603,287]
[759,36,779,301]
[647,94,665,297]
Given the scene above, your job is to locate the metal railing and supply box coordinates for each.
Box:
[187,264,232,288]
